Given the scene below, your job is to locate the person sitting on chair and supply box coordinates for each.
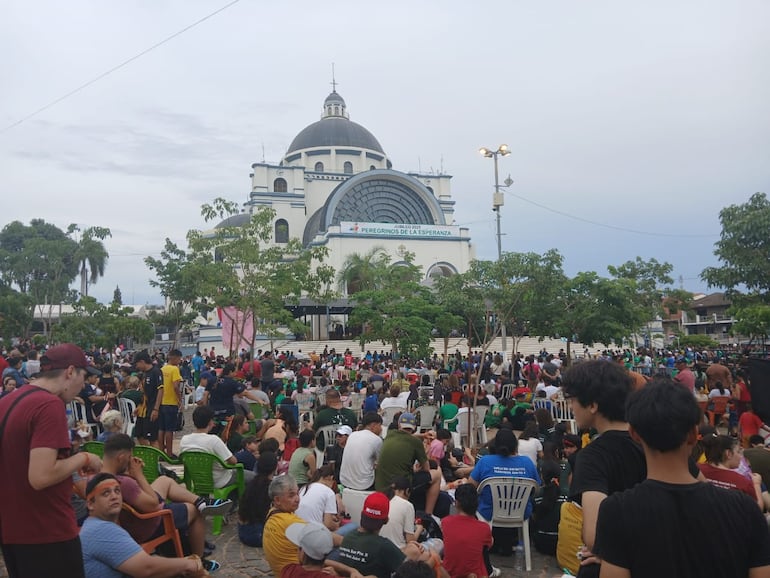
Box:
[80,472,208,577]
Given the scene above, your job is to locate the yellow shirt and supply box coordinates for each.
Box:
[160,364,182,406]
[263,510,304,576]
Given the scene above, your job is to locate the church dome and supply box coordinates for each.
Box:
[286,90,385,155]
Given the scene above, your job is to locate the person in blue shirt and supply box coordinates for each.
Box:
[191,351,205,387]
[469,427,540,522]
[80,473,208,577]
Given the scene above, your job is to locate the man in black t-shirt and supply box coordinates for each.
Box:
[133,351,162,446]
[594,378,770,578]
[562,360,645,578]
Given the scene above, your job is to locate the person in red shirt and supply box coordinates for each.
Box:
[0,343,103,578]
[698,434,763,509]
[442,484,496,578]
[739,403,766,448]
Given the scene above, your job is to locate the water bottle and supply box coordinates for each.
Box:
[66,406,75,429]
[514,541,524,571]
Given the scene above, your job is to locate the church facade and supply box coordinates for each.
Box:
[240,89,474,284]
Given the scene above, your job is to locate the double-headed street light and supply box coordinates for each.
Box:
[480,144,511,352]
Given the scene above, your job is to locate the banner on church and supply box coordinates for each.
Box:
[340,221,459,238]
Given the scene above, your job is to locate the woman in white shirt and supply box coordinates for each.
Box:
[295,464,342,533]
[517,421,543,467]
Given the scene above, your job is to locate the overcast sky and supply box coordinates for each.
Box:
[1,1,768,305]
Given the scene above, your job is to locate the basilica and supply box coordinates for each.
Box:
[206,88,476,343]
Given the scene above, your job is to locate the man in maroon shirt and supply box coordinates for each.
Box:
[673,357,696,393]
[0,343,103,578]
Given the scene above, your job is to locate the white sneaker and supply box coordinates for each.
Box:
[490,567,502,577]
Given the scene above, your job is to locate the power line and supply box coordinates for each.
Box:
[0,0,242,135]
[503,189,718,238]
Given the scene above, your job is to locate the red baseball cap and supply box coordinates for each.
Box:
[40,344,101,375]
[362,492,390,521]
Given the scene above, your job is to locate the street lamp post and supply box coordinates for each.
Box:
[480,144,511,354]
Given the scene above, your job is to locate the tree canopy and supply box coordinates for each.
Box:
[702,192,770,341]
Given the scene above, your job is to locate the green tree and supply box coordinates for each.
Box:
[607,256,676,347]
[348,252,439,360]
[112,285,123,306]
[54,297,153,349]
[338,247,389,295]
[0,219,80,335]
[702,192,770,342]
[677,334,719,349]
[0,282,33,338]
[547,271,643,360]
[70,225,111,297]
[148,199,334,358]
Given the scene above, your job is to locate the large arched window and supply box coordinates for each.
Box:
[314,162,324,172]
[273,178,287,192]
[343,161,353,174]
[275,219,289,243]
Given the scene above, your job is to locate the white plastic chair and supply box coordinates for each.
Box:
[314,425,338,464]
[476,476,538,571]
[71,400,100,438]
[456,406,488,447]
[347,392,365,419]
[295,392,315,426]
[474,406,489,444]
[380,406,402,438]
[500,383,514,400]
[415,405,437,433]
[117,397,137,436]
[551,399,577,434]
[341,487,374,525]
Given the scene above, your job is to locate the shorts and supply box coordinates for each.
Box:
[163,502,189,532]
[134,416,159,441]
[1,537,85,578]
[158,405,179,431]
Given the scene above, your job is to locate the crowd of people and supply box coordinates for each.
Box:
[1,339,769,578]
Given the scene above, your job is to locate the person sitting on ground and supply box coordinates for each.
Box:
[441,483,495,578]
[296,464,347,539]
[234,435,260,471]
[92,434,227,571]
[517,421,543,467]
[593,378,770,577]
[374,413,442,517]
[332,492,412,578]
[740,403,766,449]
[226,414,250,454]
[238,451,278,547]
[379,476,422,549]
[264,405,300,455]
[263,474,306,576]
[80,473,207,578]
[282,522,336,578]
[97,409,124,442]
[745,435,770,491]
[180,405,255,485]
[289,429,318,486]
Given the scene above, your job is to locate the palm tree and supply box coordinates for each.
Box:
[337,247,390,295]
[73,226,111,297]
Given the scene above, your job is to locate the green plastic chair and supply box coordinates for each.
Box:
[82,441,105,458]
[180,451,244,535]
[132,445,180,484]
[248,402,269,420]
